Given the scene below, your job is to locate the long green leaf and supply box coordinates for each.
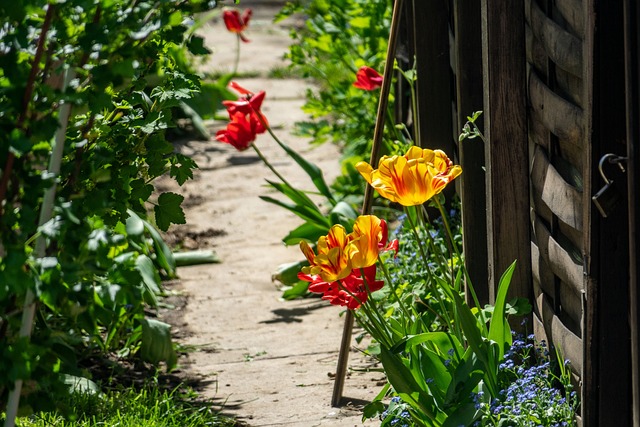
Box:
[265,179,323,214]
[260,195,331,227]
[271,137,336,204]
[283,222,329,245]
[140,318,177,370]
[328,201,358,228]
[379,346,440,425]
[488,260,517,359]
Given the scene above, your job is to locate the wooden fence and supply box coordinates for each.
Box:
[404,0,640,424]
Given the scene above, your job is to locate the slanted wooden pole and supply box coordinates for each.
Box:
[331,0,404,407]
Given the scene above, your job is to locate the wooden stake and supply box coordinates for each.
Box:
[331,0,404,407]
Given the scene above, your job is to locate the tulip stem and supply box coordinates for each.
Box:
[433,198,485,323]
[377,260,413,333]
[232,34,241,76]
[251,143,293,189]
[403,207,454,331]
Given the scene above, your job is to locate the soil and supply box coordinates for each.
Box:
[157,3,383,426]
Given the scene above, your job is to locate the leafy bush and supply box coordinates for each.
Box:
[0,0,217,415]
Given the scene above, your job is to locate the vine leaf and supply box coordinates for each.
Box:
[154,192,185,231]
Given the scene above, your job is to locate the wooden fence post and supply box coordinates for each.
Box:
[412,0,454,156]
[480,0,531,303]
[452,0,489,306]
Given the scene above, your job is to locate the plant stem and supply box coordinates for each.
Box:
[232,34,241,76]
[404,206,454,332]
[251,143,293,188]
[378,260,413,331]
[432,198,484,319]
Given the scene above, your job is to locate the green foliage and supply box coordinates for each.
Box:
[277,0,394,158]
[0,0,217,414]
[4,384,236,426]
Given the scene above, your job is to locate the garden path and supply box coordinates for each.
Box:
[159,3,381,426]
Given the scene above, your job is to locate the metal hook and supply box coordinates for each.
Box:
[598,153,628,184]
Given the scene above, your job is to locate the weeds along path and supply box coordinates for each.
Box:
[159,3,381,426]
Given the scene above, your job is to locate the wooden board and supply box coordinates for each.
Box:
[535,291,583,375]
[529,71,584,146]
[525,0,582,77]
[530,145,583,231]
[532,217,584,294]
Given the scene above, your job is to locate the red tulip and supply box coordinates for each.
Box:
[222,84,268,134]
[353,66,383,91]
[298,265,384,310]
[215,112,259,151]
[223,8,252,43]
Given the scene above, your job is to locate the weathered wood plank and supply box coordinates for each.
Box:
[531,241,556,297]
[536,292,583,375]
[526,24,548,79]
[481,0,531,305]
[528,107,584,173]
[533,242,582,333]
[533,217,584,293]
[559,279,583,335]
[529,71,584,146]
[413,0,454,155]
[555,0,585,38]
[526,25,583,107]
[555,65,584,107]
[525,0,582,77]
[531,145,583,231]
[453,0,488,305]
[534,312,583,400]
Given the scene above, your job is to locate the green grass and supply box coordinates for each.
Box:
[9,385,236,427]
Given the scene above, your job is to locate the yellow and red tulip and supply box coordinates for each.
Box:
[356,146,462,206]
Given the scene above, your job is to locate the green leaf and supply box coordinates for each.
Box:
[272,260,308,286]
[264,179,324,215]
[135,254,162,307]
[328,201,358,228]
[178,101,209,140]
[140,318,178,370]
[270,138,336,203]
[134,210,177,275]
[259,195,330,228]
[154,192,186,231]
[350,16,371,29]
[282,222,329,245]
[62,374,101,395]
[173,250,220,266]
[280,280,310,300]
[488,260,517,359]
[186,35,210,55]
[125,211,144,236]
[379,347,437,422]
[170,152,198,185]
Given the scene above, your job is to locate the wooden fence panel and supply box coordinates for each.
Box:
[525,0,589,421]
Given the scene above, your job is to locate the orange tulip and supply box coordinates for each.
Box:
[349,215,388,269]
[300,224,354,282]
[356,146,462,206]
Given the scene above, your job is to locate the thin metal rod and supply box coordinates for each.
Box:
[331,0,404,407]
